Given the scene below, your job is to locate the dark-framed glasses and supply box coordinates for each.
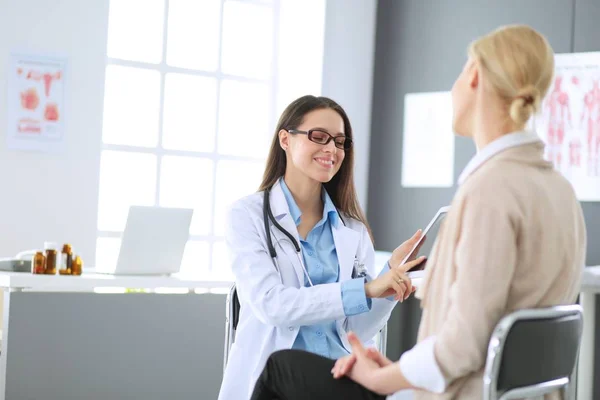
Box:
[287,129,353,150]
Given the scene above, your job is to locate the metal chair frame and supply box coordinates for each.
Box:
[482,305,583,400]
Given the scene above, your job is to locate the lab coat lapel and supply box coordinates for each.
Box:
[268,181,306,285]
[332,218,360,282]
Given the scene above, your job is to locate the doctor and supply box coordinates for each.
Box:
[218,95,425,400]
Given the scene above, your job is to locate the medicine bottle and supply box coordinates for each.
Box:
[32,251,46,274]
[60,244,73,275]
[72,255,83,276]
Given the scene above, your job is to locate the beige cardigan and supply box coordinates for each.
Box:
[413,141,587,400]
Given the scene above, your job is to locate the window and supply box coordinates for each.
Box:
[98,0,326,280]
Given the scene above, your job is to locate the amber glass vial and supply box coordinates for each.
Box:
[71,255,83,276]
[32,252,46,274]
[45,249,57,275]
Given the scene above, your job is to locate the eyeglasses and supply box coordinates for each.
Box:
[287,129,353,150]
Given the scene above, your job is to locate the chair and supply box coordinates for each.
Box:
[223,284,388,373]
[483,305,583,400]
[223,284,240,373]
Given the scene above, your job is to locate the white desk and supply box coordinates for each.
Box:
[0,270,232,292]
[0,271,234,400]
[578,265,600,400]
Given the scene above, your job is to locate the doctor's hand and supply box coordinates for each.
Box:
[389,229,425,271]
[364,257,424,301]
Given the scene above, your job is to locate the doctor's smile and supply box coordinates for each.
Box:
[314,156,336,169]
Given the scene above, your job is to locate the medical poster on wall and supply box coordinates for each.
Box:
[6,51,67,153]
[401,91,455,188]
[532,51,600,201]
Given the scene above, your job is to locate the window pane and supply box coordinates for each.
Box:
[159,156,214,235]
[211,240,234,281]
[103,65,161,147]
[107,0,165,63]
[179,240,210,277]
[217,79,271,157]
[97,151,157,231]
[276,0,325,114]
[221,1,274,80]
[162,73,218,152]
[95,237,122,272]
[166,0,221,71]
[213,160,264,236]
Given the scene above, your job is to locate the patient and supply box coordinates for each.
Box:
[249,24,587,400]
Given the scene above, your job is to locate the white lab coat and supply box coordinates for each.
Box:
[217,180,397,400]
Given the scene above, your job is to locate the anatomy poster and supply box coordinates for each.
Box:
[401,91,454,187]
[533,52,600,201]
[6,52,67,153]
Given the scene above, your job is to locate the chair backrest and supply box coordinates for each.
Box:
[223,284,239,374]
[223,284,388,373]
[230,285,241,331]
[483,305,583,400]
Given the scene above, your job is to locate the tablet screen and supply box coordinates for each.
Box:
[402,207,449,272]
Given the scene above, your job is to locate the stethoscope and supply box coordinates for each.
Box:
[263,187,367,287]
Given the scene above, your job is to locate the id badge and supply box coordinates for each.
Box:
[352,256,367,278]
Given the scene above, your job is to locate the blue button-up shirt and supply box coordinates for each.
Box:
[280,179,374,359]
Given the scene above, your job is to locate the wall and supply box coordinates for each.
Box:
[321,0,377,210]
[573,1,600,397]
[0,0,377,261]
[368,0,600,396]
[574,0,600,268]
[0,0,108,262]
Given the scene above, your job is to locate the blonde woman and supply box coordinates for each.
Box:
[249,24,587,400]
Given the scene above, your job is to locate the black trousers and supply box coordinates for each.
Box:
[250,349,386,400]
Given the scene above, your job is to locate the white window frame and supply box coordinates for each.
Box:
[98,0,281,278]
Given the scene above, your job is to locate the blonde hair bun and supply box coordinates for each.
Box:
[510,85,541,126]
[469,24,555,128]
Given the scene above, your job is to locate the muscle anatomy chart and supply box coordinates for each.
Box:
[533,52,600,201]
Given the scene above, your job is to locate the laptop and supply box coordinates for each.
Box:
[97,206,193,275]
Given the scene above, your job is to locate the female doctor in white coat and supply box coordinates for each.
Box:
[218,95,425,400]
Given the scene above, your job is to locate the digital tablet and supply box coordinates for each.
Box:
[403,206,450,278]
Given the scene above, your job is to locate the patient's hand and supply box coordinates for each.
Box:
[331,353,356,379]
[365,348,393,367]
[389,230,425,271]
[331,346,393,379]
[334,333,414,395]
[332,333,386,394]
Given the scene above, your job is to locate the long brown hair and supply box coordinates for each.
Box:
[258,95,373,242]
